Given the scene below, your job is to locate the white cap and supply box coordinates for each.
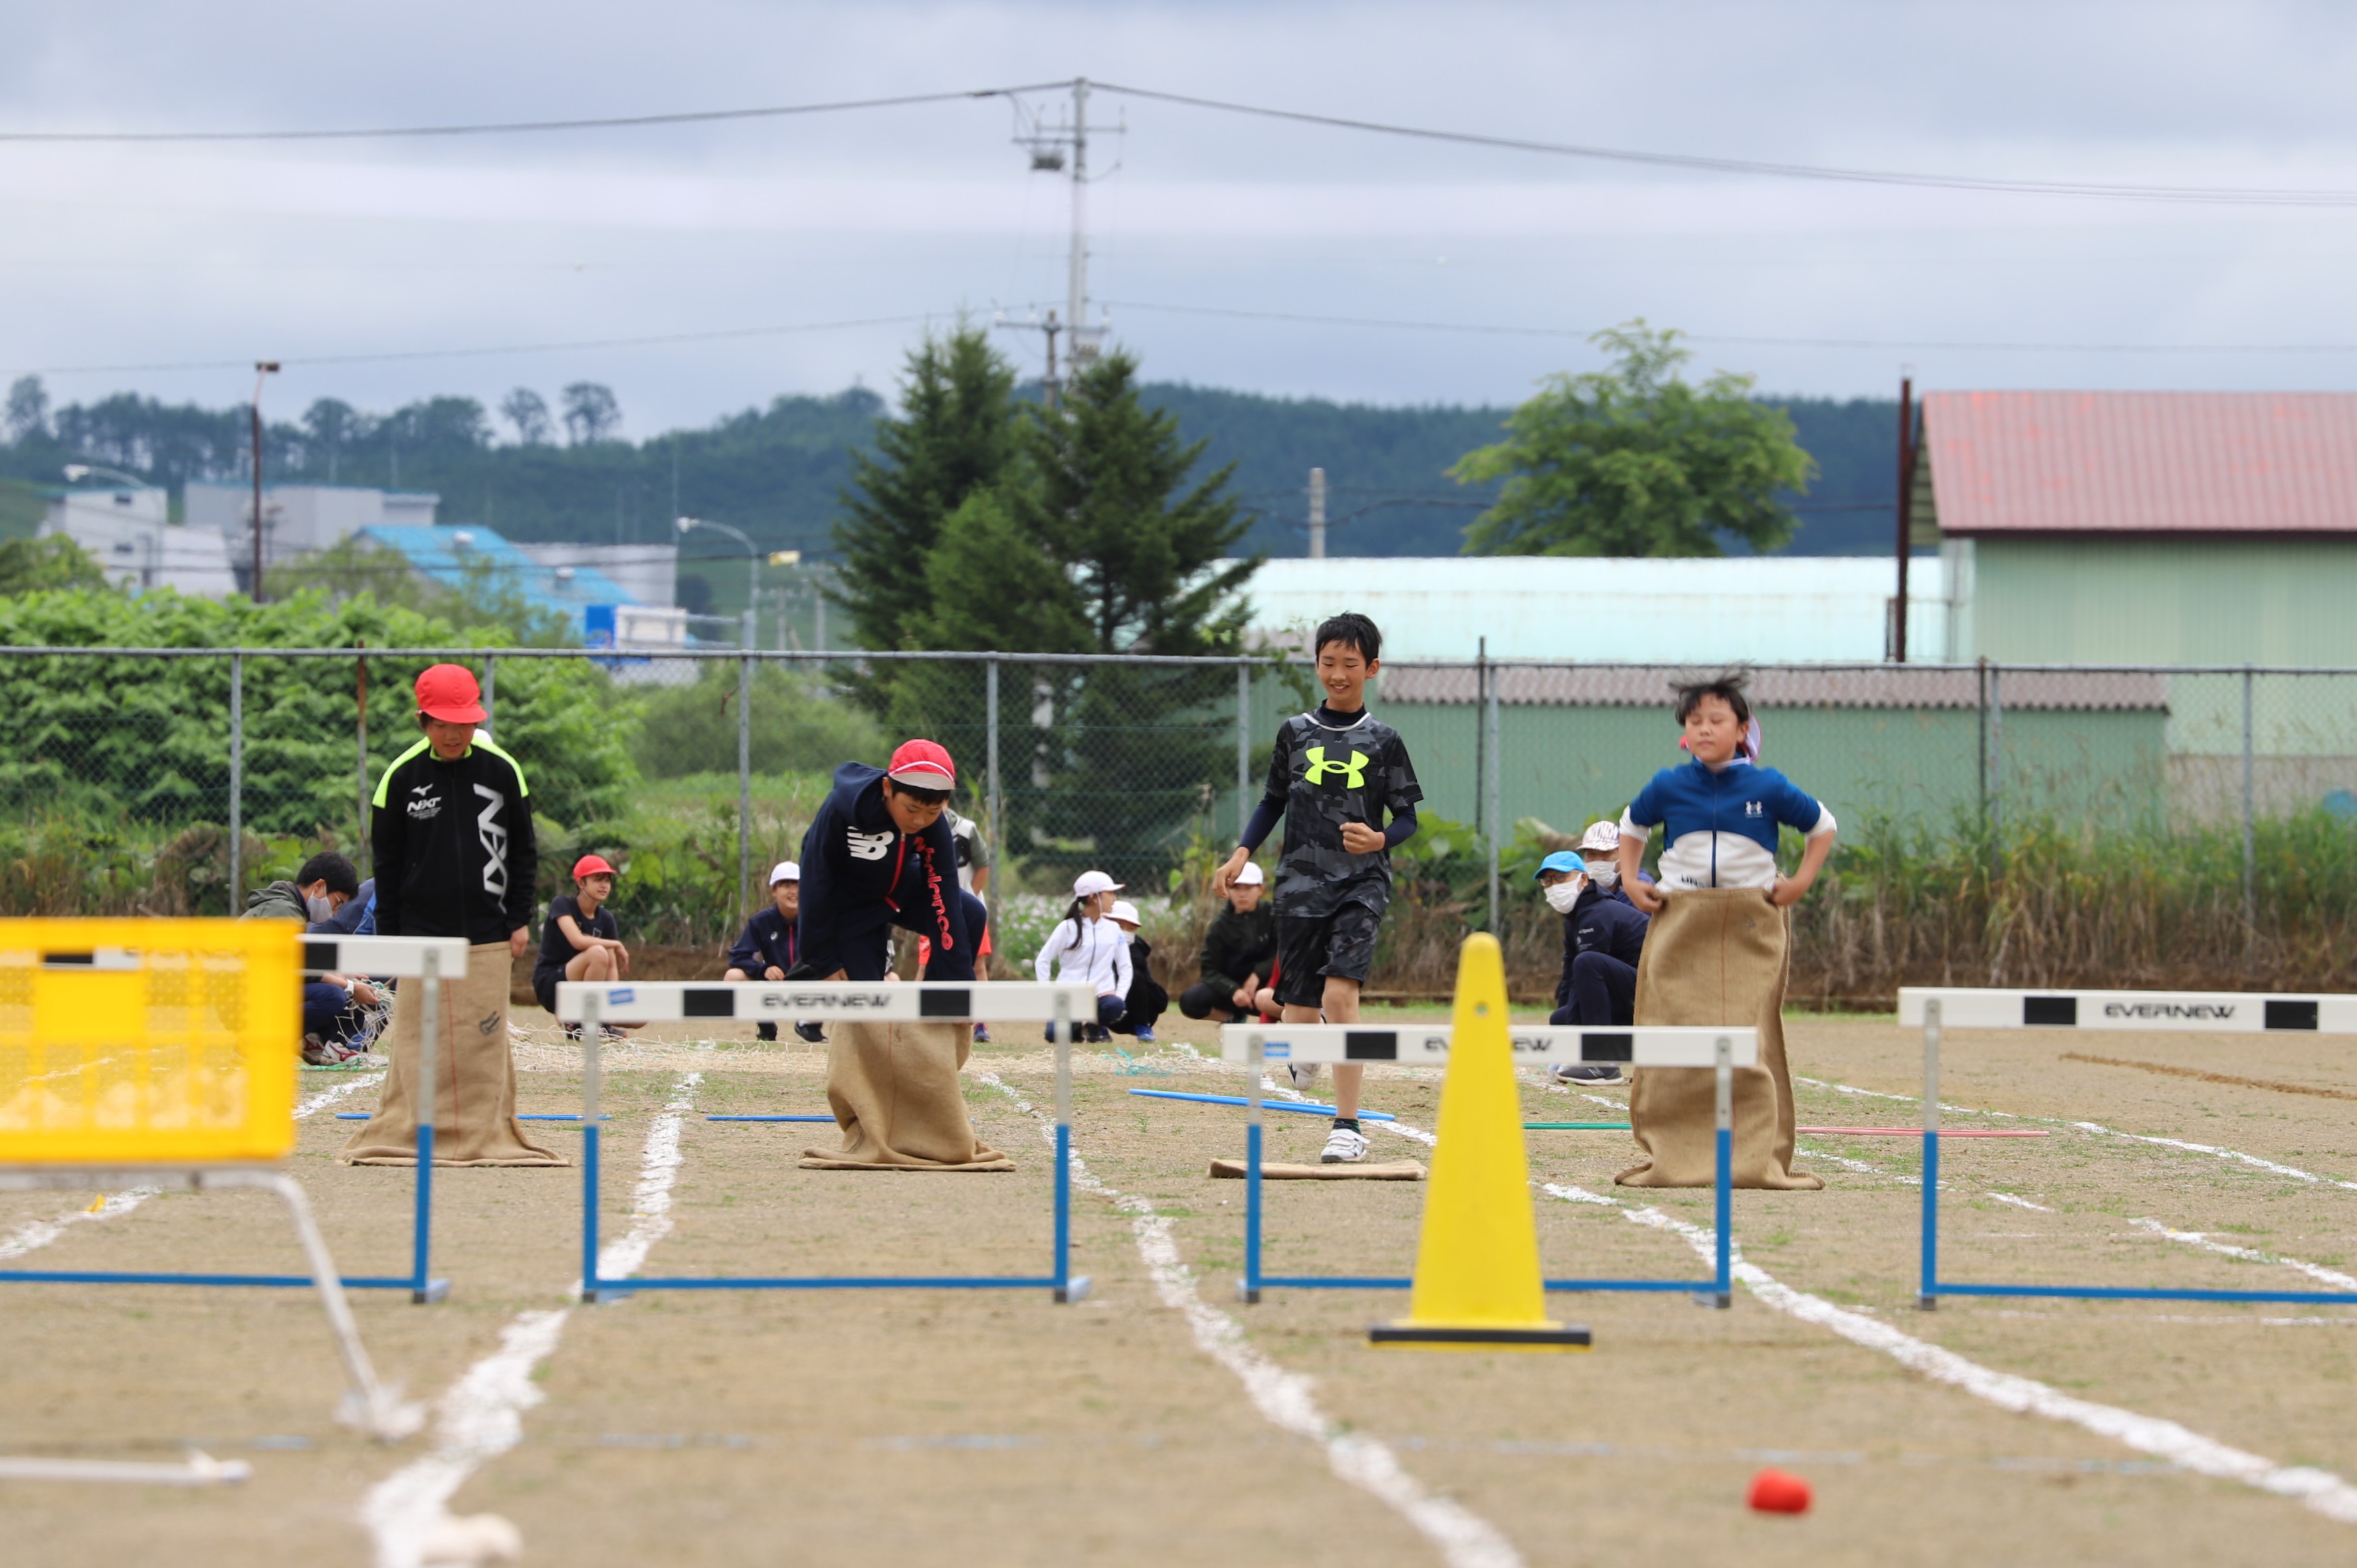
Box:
[1108,900,1142,927]
[768,860,800,885]
[1233,862,1266,886]
[1073,869,1124,898]
[1576,821,1620,856]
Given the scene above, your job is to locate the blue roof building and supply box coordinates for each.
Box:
[356,525,638,621]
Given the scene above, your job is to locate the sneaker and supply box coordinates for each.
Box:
[756,1021,777,1042]
[1320,1126,1370,1164]
[1134,1025,1155,1042]
[563,1024,583,1044]
[794,1021,827,1044]
[1286,1062,1322,1092]
[300,1033,337,1066]
[972,1024,991,1043]
[1552,1062,1623,1083]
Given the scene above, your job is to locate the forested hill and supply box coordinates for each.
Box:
[0,378,1900,559]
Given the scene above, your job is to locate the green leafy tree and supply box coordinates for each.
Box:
[629,664,886,781]
[831,326,1021,717]
[0,536,107,595]
[1453,321,1814,557]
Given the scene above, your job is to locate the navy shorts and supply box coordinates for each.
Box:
[1273,903,1382,1009]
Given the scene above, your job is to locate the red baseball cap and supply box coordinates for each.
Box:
[572,854,617,880]
[885,739,956,790]
[414,663,487,724]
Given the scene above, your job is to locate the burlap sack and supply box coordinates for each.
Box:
[800,1020,1015,1171]
[1617,888,1819,1191]
[339,941,565,1167]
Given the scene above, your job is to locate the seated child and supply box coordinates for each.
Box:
[1534,849,1649,1082]
[1104,900,1168,1042]
[727,860,811,1042]
[1178,862,1275,1023]
[534,854,631,1039]
[1033,870,1131,1042]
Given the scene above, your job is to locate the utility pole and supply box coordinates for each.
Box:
[250,361,278,601]
[1308,467,1327,560]
[1013,78,1123,383]
[1893,375,1916,664]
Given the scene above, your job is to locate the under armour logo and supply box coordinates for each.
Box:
[1303,746,1368,788]
[1744,801,1766,817]
[846,829,892,861]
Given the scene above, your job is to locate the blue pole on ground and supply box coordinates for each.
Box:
[1712,1034,1733,1308]
[1126,1088,1397,1122]
[1050,994,1088,1304]
[1242,1032,1265,1305]
[1918,999,1942,1311]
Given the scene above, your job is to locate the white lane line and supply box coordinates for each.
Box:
[1793,1074,2357,1192]
[1535,1179,2357,1527]
[980,1074,1521,1568]
[1988,1193,2055,1213]
[361,1072,700,1568]
[2128,1218,2357,1293]
[0,1072,382,1263]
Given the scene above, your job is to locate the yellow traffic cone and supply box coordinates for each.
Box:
[1370,933,1590,1351]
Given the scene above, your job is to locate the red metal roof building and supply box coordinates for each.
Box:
[1916,391,2357,664]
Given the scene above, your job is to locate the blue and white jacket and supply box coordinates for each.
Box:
[1620,758,1835,891]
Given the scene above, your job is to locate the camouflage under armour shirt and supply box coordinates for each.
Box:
[1261,707,1423,918]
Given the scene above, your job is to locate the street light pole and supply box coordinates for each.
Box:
[251,361,279,602]
[674,516,760,649]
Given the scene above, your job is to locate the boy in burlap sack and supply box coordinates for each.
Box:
[1613,673,1837,1189]
[794,740,1009,1172]
[340,664,562,1168]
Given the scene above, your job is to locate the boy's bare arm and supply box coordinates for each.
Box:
[1617,834,1663,913]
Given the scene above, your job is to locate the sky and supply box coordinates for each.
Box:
[3,1,2356,437]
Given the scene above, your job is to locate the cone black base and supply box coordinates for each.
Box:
[1368,1323,1592,1349]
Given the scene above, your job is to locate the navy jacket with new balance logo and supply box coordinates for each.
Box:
[795,761,975,982]
[371,735,538,945]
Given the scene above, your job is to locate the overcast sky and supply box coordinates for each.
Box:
[3,1,2356,437]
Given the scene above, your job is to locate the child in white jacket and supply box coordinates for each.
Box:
[1033,869,1132,1041]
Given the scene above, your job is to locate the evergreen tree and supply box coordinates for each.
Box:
[1004,350,1259,882]
[831,326,1021,718]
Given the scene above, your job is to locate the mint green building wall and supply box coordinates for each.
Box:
[1966,538,2357,666]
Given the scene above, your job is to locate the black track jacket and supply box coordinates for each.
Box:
[371,735,538,944]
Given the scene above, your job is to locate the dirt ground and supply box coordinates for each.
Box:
[5,1010,2357,1566]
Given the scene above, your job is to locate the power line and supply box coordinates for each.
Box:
[5,74,2354,210]
[7,311,952,379]
[0,85,1060,144]
[1106,299,2357,354]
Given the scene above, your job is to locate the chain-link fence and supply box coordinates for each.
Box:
[5,644,2355,995]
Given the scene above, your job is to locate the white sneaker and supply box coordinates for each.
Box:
[1320,1126,1370,1164]
[1286,1062,1322,1092]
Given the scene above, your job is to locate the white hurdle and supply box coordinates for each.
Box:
[1899,984,2357,1310]
[552,979,1098,1303]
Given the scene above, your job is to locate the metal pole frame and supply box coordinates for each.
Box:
[1911,987,2357,1307]
[577,984,1090,1304]
[987,659,1003,874]
[738,650,754,912]
[227,651,243,910]
[1235,662,1251,844]
[1238,1034,1737,1306]
[480,652,495,732]
[2242,666,2257,941]
[1485,665,1502,935]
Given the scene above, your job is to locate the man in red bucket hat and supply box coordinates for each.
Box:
[341,663,562,1167]
[793,738,1008,1171]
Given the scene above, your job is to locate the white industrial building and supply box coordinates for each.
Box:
[184,481,440,589]
[40,485,238,597]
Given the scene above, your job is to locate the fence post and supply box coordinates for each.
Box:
[1975,656,1989,831]
[228,651,244,908]
[1485,659,1502,935]
[2242,665,2257,941]
[1473,638,1487,849]
[987,658,1003,872]
[1987,662,2004,844]
[480,651,494,731]
[1235,661,1250,844]
[738,650,754,914]
[356,642,369,873]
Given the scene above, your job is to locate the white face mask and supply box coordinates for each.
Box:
[1543,879,1584,914]
[1584,858,1619,890]
[305,892,337,922]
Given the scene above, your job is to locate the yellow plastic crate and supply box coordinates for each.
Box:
[0,918,300,1165]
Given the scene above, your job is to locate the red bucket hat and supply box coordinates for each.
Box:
[413,663,487,725]
[885,739,956,790]
[572,854,617,880]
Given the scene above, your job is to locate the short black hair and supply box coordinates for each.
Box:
[1314,612,1382,664]
[882,779,951,808]
[1673,670,1752,727]
[296,851,360,898]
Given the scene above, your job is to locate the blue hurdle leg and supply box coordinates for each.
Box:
[408,1124,449,1304]
[1918,1001,1942,1312]
[1713,1124,1732,1308]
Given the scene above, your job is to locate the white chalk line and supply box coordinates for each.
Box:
[0,1072,383,1264]
[1792,1074,2357,1193]
[361,1071,700,1568]
[2128,1218,2357,1294]
[1317,1076,2357,1531]
[979,1072,1522,1568]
